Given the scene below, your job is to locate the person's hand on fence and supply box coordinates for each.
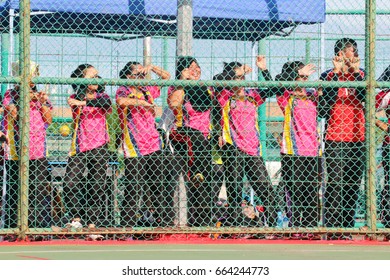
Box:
[332,55,343,74]
[68,97,86,107]
[349,56,361,73]
[181,68,191,80]
[298,63,316,77]
[235,64,252,77]
[142,65,152,73]
[0,131,9,147]
[147,64,171,80]
[256,55,268,71]
[36,91,49,105]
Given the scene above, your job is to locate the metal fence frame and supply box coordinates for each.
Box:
[1,0,390,240]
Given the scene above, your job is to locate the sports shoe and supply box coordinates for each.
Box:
[265,234,283,240]
[85,234,104,241]
[3,234,17,242]
[192,173,204,187]
[30,235,48,242]
[327,232,352,240]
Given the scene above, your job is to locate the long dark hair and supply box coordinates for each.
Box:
[213,61,241,92]
[176,56,198,80]
[222,61,242,75]
[119,61,141,79]
[275,61,304,81]
[71,63,94,100]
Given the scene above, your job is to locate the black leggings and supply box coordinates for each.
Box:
[381,144,390,228]
[324,141,365,228]
[281,155,320,227]
[62,144,110,226]
[4,159,51,228]
[222,144,276,226]
[121,150,173,227]
[170,128,213,227]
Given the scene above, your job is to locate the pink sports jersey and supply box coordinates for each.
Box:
[168,86,212,138]
[69,92,111,155]
[376,90,390,144]
[277,89,320,157]
[116,86,162,157]
[217,88,265,156]
[2,88,52,160]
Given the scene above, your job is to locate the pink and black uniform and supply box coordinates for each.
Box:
[168,85,214,227]
[277,89,320,157]
[63,91,112,227]
[319,68,366,228]
[68,92,111,156]
[376,88,390,228]
[218,88,265,156]
[277,88,321,227]
[116,85,167,227]
[2,88,53,228]
[215,78,276,227]
[2,89,52,160]
[168,85,212,138]
[116,85,162,157]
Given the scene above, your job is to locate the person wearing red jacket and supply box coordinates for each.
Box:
[319,38,366,238]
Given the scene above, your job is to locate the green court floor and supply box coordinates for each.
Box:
[1,243,390,260]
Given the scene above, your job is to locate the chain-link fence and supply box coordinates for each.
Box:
[0,0,389,242]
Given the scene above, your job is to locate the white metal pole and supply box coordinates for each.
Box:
[143,36,152,79]
[176,0,193,57]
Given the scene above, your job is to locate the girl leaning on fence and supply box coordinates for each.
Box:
[275,61,321,230]
[116,61,173,227]
[168,56,217,227]
[62,64,112,228]
[375,65,390,241]
[213,55,277,227]
[2,61,53,230]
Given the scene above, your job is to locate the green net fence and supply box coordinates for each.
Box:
[0,0,389,242]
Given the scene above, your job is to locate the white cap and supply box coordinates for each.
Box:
[11,61,40,77]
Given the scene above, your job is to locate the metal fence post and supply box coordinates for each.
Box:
[176,0,193,57]
[258,39,267,159]
[365,0,377,235]
[305,38,311,65]
[18,0,31,239]
[1,33,10,95]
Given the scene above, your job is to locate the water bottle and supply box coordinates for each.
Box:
[277,211,283,228]
[282,212,289,228]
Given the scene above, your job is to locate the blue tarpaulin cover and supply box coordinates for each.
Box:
[0,0,325,40]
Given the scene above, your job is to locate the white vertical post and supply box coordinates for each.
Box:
[176,0,193,57]
[143,36,152,79]
[320,23,326,73]
[9,9,15,72]
[176,0,193,226]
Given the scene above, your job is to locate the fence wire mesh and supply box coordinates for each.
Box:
[0,0,389,242]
